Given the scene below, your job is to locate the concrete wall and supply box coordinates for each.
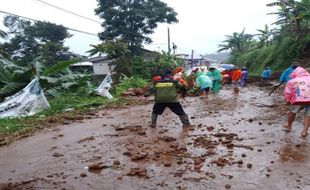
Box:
[93,61,110,75]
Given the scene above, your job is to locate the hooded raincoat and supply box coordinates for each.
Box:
[207,68,222,93]
[196,73,212,90]
[284,67,310,105]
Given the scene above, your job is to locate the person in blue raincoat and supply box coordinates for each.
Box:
[279,62,300,84]
[261,67,271,80]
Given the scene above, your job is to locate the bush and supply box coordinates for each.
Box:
[112,76,148,96]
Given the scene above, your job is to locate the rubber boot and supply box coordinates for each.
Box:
[150,113,158,128]
[179,114,191,128]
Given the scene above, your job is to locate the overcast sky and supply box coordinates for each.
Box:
[0,0,278,56]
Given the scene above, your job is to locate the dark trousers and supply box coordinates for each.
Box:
[152,102,186,115]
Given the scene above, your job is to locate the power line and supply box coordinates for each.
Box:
[13,0,171,42]
[31,0,101,24]
[30,0,163,40]
[0,9,170,46]
[0,10,99,37]
[30,0,169,41]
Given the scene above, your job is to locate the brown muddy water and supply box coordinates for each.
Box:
[1,86,310,190]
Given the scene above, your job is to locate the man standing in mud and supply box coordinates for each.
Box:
[149,68,191,128]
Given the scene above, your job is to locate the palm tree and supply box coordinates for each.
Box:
[87,39,131,59]
[255,24,277,47]
[217,29,253,54]
[267,0,310,37]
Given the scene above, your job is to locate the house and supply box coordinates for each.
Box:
[70,48,159,82]
[70,61,93,73]
[70,56,114,83]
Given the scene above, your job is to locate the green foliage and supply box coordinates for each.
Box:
[225,0,310,75]
[218,29,255,54]
[42,59,79,76]
[130,52,179,79]
[95,0,178,54]
[0,59,33,99]
[228,35,305,74]
[0,58,91,100]
[0,93,110,134]
[112,76,147,96]
[1,16,71,66]
[87,39,131,58]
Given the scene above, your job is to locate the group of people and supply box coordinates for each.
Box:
[147,61,310,138]
[147,65,249,128]
[221,67,248,87]
[260,62,310,137]
[189,65,249,97]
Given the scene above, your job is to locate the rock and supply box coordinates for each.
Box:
[159,136,176,142]
[164,162,171,167]
[127,168,149,178]
[52,152,63,157]
[207,126,215,131]
[77,136,95,143]
[80,172,87,177]
[226,143,234,149]
[113,160,121,166]
[237,160,243,165]
[225,184,231,189]
[247,163,253,169]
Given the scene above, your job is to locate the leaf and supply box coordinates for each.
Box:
[46,88,62,97]
[12,69,33,82]
[61,82,77,89]
[39,76,58,83]
[0,82,27,95]
[42,59,79,76]
[0,69,13,83]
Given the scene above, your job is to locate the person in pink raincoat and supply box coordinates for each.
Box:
[283,65,310,137]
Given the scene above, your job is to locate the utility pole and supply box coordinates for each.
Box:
[167,27,171,55]
[191,50,194,61]
[172,42,177,55]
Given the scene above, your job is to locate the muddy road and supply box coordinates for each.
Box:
[1,86,310,190]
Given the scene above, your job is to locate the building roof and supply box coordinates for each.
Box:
[85,56,109,63]
[71,62,93,66]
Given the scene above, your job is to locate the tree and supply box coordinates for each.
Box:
[87,39,132,82]
[87,39,131,58]
[217,29,254,54]
[255,24,276,47]
[95,0,178,54]
[267,0,310,38]
[1,16,71,66]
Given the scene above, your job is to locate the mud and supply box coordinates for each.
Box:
[1,85,310,190]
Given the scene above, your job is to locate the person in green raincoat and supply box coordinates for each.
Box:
[207,66,222,93]
[195,72,212,98]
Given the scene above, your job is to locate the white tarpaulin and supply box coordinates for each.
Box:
[0,78,50,118]
[95,74,113,99]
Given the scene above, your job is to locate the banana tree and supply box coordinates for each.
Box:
[267,0,310,37]
[0,58,91,101]
[217,29,254,54]
[255,24,277,47]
